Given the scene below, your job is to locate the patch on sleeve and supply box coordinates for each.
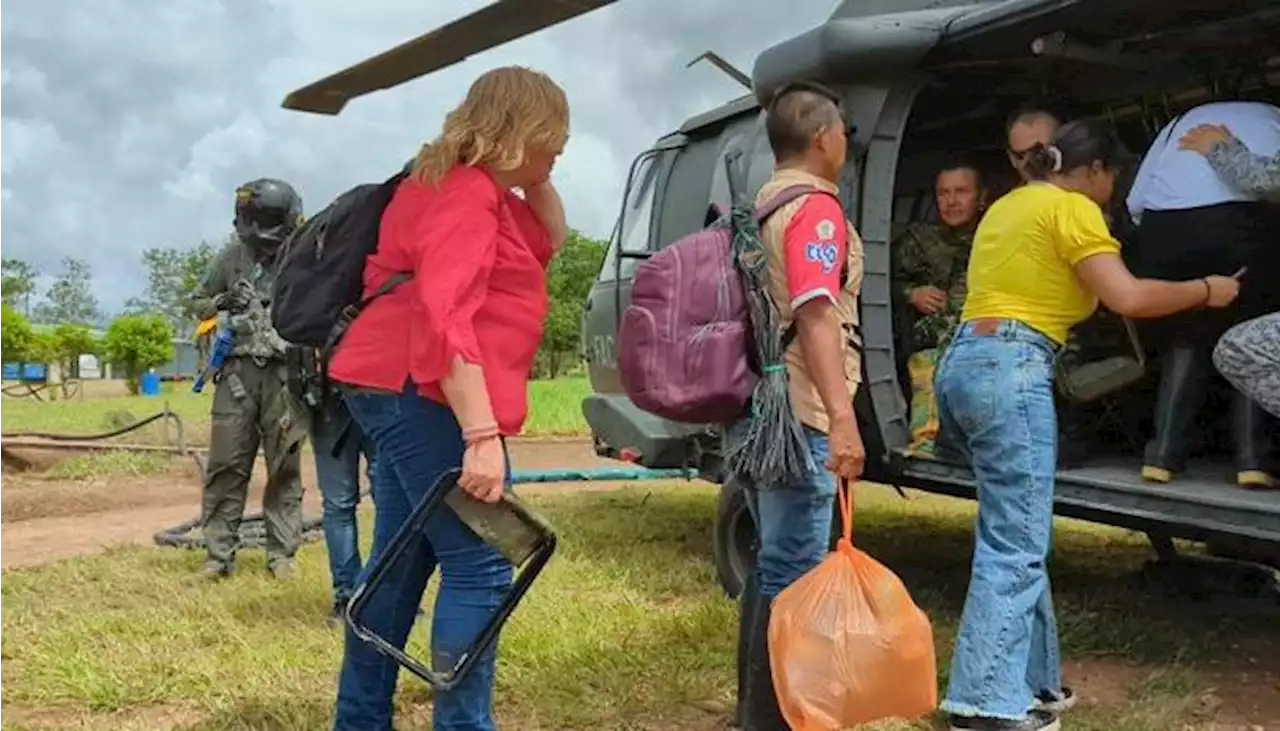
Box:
[804,241,840,274]
[815,218,837,241]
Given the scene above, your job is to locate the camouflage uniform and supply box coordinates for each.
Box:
[892,222,975,353]
[1205,137,1280,202]
[192,236,308,575]
[891,222,974,455]
[1214,313,1280,419]
[1204,138,1280,418]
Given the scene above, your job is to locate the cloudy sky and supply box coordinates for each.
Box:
[1,0,836,316]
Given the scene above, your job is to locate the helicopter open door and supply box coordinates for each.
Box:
[281,0,621,114]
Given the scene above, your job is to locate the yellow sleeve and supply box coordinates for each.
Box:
[1052,194,1121,266]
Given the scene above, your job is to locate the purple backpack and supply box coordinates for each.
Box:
[618,185,827,424]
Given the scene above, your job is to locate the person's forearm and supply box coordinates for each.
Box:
[439,356,499,435]
[795,303,855,423]
[525,182,567,250]
[1118,278,1211,319]
[1205,138,1280,202]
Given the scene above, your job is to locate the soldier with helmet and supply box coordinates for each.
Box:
[191,178,310,581]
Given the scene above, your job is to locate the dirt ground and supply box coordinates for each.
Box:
[0,439,625,569]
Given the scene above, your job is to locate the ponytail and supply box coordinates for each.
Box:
[1025,119,1130,180]
[1022,143,1063,181]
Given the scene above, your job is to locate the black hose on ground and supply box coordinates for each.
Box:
[153,515,326,550]
[2,408,188,448]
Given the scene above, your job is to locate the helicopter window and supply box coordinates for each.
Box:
[709,133,750,214]
[598,151,659,282]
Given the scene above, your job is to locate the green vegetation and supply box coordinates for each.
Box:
[537,231,607,379]
[40,451,172,481]
[103,315,175,394]
[3,486,1275,730]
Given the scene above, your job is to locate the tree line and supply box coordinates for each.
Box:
[1,229,606,390]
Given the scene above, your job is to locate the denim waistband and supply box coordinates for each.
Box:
[953,318,1060,358]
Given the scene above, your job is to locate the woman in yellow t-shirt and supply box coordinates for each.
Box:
[936,120,1241,731]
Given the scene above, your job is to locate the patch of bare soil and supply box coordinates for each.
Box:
[1060,657,1147,709]
[0,439,659,569]
[0,703,207,731]
[1064,654,1280,729]
[1,460,200,522]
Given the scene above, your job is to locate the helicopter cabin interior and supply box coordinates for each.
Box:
[882,0,1280,549]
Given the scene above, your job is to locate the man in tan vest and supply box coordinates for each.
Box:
[734,80,866,731]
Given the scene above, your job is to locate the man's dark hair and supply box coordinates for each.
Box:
[936,155,985,189]
[1004,106,1061,138]
[1022,119,1132,180]
[765,80,846,161]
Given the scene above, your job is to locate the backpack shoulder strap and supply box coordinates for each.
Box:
[753,184,841,226]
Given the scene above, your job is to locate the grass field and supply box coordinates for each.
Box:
[4,376,1279,729]
[4,483,1278,730]
[0,377,593,449]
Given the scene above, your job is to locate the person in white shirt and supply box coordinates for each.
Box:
[1125,100,1280,490]
[1179,123,1280,424]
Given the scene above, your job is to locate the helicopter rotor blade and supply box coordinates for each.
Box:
[282,0,620,115]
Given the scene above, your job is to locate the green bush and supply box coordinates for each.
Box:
[1,304,36,363]
[104,314,174,394]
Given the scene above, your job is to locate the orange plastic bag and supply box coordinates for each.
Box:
[769,480,938,730]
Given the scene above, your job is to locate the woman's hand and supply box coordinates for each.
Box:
[1179,124,1235,155]
[1202,274,1242,308]
[458,436,505,503]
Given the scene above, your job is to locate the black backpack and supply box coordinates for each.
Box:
[271,169,412,356]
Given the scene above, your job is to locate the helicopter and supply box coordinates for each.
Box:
[282,0,1280,599]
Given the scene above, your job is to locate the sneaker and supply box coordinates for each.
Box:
[267,559,296,581]
[949,710,1060,731]
[1033,687,1077,714]
[200,560,234,581]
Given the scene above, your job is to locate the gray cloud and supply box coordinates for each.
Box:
[1,0,834,315]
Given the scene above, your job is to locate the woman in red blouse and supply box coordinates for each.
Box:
[328,66,569,731]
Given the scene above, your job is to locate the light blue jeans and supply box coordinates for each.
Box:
[743,428,836,599]
[935,320,1063,720]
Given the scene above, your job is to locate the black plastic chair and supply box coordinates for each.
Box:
[344,468,558,691]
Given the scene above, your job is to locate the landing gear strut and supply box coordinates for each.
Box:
[1140,532,1280,605]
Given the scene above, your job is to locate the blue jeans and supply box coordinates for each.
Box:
[333,387,513,731]
[935,320,1063,720]
[311,397,376,606]
[744,428,836,599]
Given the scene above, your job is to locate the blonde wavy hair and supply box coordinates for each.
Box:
[413,66,569,187]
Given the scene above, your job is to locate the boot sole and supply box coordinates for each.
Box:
[1238,470,1278,490]
[1141,465,1173,484]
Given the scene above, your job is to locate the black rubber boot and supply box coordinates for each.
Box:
[1233,391,1277,489]
[740,581,788,731]
[1142,346,1207,483]
[730,572,759,730]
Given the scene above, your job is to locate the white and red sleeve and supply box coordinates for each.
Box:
[782,195,847,311]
